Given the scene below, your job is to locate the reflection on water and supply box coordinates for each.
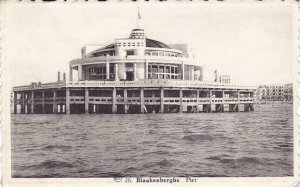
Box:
[11,105,293,177]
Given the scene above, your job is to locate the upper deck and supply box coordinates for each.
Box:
[13,80,256,92]
[70,54,201,68]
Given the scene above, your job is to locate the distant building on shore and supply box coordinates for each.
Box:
[255,83,293,102]
[219,75,231,84]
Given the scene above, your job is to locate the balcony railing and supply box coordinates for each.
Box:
[69,55,195,66]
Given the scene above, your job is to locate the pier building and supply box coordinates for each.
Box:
[12,27,255,114]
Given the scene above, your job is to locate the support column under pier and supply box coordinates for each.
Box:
[197,104,203,112]
[238,104,244,112]
[179,88,183,113]
[244,104,253,112]
[41,91,45,114]
[31,91,34,114]
[66,89,70,114]
[160,88,164,113]
[229,104,238,112]
[203,104,211,113]
[53,90,57,114]
[112,88,117,114]
[124,89,128,114]
[140,88,145,114]
[216,104,224,112]
[196,90,200,112]
[209,90,213,113]
[250,103,254,111]
[85,88,89,114]
[21,92,25,114]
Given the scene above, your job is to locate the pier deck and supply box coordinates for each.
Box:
[13,80,255,114]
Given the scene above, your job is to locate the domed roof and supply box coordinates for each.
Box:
[146,38,171,49]
[103,43,115,49]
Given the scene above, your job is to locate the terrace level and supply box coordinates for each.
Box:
[13,80,255,114]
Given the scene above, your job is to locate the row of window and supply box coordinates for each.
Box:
[89,66,114,80]
[131,32,145,36]
[145,51,182,57]
[148,65,178,74]
[148,64,179,80]
[117,42,145,47]
[261,93,284,96]
[92,50,115,57]
[261,90,284,93]
[130,33,145,38]
[89,66,114,74]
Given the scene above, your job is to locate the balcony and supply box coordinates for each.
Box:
[69,55,200,67]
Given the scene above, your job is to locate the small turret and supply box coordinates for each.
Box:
[129,29,145,39]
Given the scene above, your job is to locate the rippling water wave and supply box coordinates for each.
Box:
[11,105,293,177]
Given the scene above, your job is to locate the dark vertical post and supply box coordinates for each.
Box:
[85,88,89,114]
[42,91,45,114]
[63,73,66,81]
[124,88,128,114]
[209,90,213,113]
[196,89,200,112]
[53,90,57,114]
[237,90,240,112]
[112,88,117,114]
[31,91,34,114]
[21,92,25,114]
[58,72,61,82]
[14,92,17,114]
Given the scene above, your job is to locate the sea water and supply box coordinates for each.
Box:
[11,105,293,177]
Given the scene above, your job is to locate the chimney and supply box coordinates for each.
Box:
[57,71,61,82]
[63,72,66,81]
[81,47,86,58]
[214,70,218,82]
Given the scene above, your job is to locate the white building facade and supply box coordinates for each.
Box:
[69,29,204,82]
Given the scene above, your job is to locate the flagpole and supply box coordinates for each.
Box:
[137,6,140,29]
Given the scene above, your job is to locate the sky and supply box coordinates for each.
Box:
[2,3,296,87]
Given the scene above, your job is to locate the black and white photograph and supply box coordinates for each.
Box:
[1,2,298,187]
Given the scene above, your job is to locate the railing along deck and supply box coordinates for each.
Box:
[13,80,256,91]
